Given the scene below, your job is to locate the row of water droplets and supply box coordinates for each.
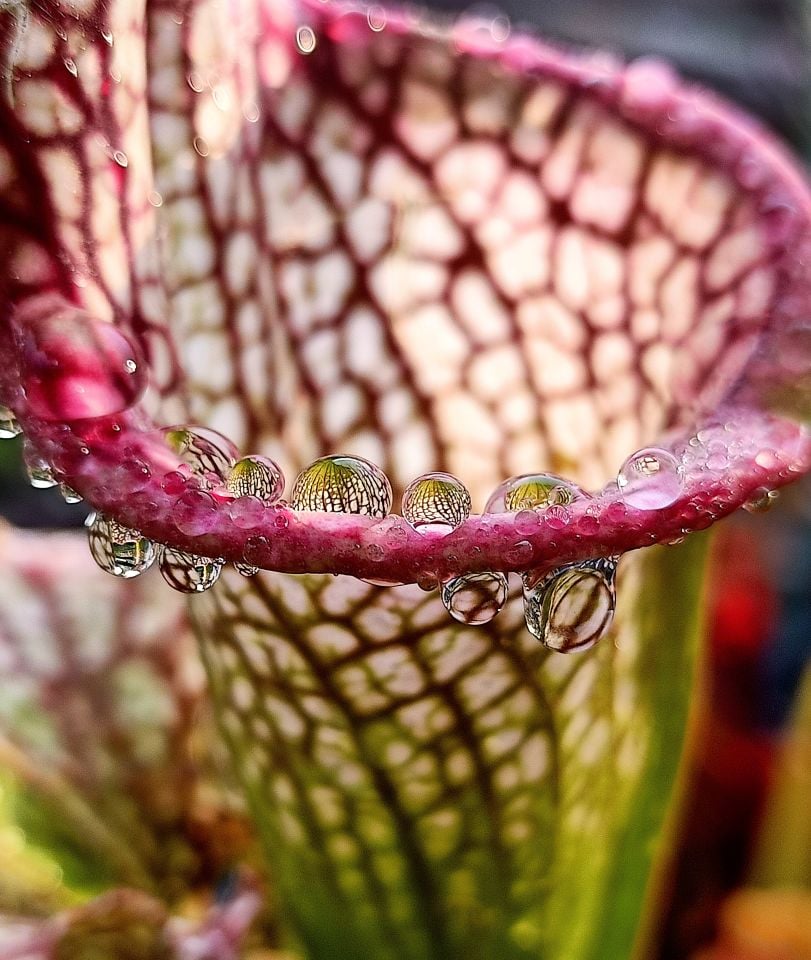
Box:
[2,398,782,648]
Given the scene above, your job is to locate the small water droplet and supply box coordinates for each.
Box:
[291,455,392,518]
[523,559,616,652]
[617,447,683,510]
[175,488,219,536]
[486,473,587,513]
[187,71,205,92]
[86,512,156,578]
[442,572,508,625]
[0,405,21,439]
[23,442,56,489]
[63,58,78,77]
[226,455,284,502]
[100,28,114,46]
[243,100,260,123]
[193,136,210,157]
[367,5,387,30]
[59,483,82,504]
[162,426,237,487]
[159,547,222,593]
[147,190,163,207]
[211,84,230,110]
[743,488,779,513]
[296,25,317,54]
[402,471,470,535]
[112,149,128,167]
[235,563,259,577]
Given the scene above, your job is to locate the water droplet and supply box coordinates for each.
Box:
[187,70,205,92]
[235,563,259,577]
[16,308,148,422]
[402,472,471,535]
[486,473,587,513]
[0,405,21,439]
[617,447,683,510]
[147,190,163,207]
[86,512,156,579]
[296,25,317,54]
[243,100,260,123]
[158,547,222,593]
[112,149,128,167]
[59,483,82,504]
[523,559,616,652]
[226,455,284,502]
[23,442,56,489]
[193,136,210,157]
[175,488,219,536]
[162,426,237,487]
[442,572,508,625]
[367,5,387,30]
[743,488,779,513]
[290,455,392,518]
[100,28,114,46]
[63,58,78,77]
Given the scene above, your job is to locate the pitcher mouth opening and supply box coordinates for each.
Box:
[1,1,810,596]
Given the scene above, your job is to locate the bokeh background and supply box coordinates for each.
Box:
[2,1,810,957]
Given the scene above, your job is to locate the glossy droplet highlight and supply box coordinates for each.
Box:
[226,455,284,502]
[158,547,222,594]
[441,572,508,625]
[86,513,156,579]
[16,305,147,422]
[486,473,587,513]
[59,483,82,504]
[523,559,617,652]
[291,456,392,518]
[402,472,471,535]
[23,442,56,489]
[0,405,21,439]
[617,447,683,510]
[296,25,316,53]
[162,426,237,487]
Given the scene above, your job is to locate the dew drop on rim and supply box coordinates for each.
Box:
[226,455,285,502]
[523,559,616,652]
[86,513,157,579]
[162,425,238,488]
[441,572,508,625]
[290,455,392,518]
[486,473,588,513]
[159,547,222,594]
[402,472,471,536]
[617,447,683,510]
[0,405,21,440]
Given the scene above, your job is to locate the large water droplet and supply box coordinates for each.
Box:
[296,25,317,53]
[486,473,588,513]
[0,405,21,439]
[16,306,147,421]
[402,472,471,535]
[162,426,237,487]
[86,512,157,579]
[523,558,616,652]
[158,547,222,593]
[226,455,284,502]
[290,455,392,518]
[441,571,508,625]
[617,447,683,510]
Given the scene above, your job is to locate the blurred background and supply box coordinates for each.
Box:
[2,1,811,957]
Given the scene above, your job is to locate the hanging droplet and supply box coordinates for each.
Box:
[16,304,147,421]
[86,512,157,579]
[441,572,508,625]
[0,405,21,439]
[402,472,471,535]
[235,562,259,578]
[617,447,683,510]
[63,57,78,76]
[486,473,588,513]
[162,425,237,488]
[523,558,616,652]
[23,442,56,489]
[226,455,284,502]
[743,488,779,513]
[59,483,83,504]
[290,455,392,518]
[158,546,222,594]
